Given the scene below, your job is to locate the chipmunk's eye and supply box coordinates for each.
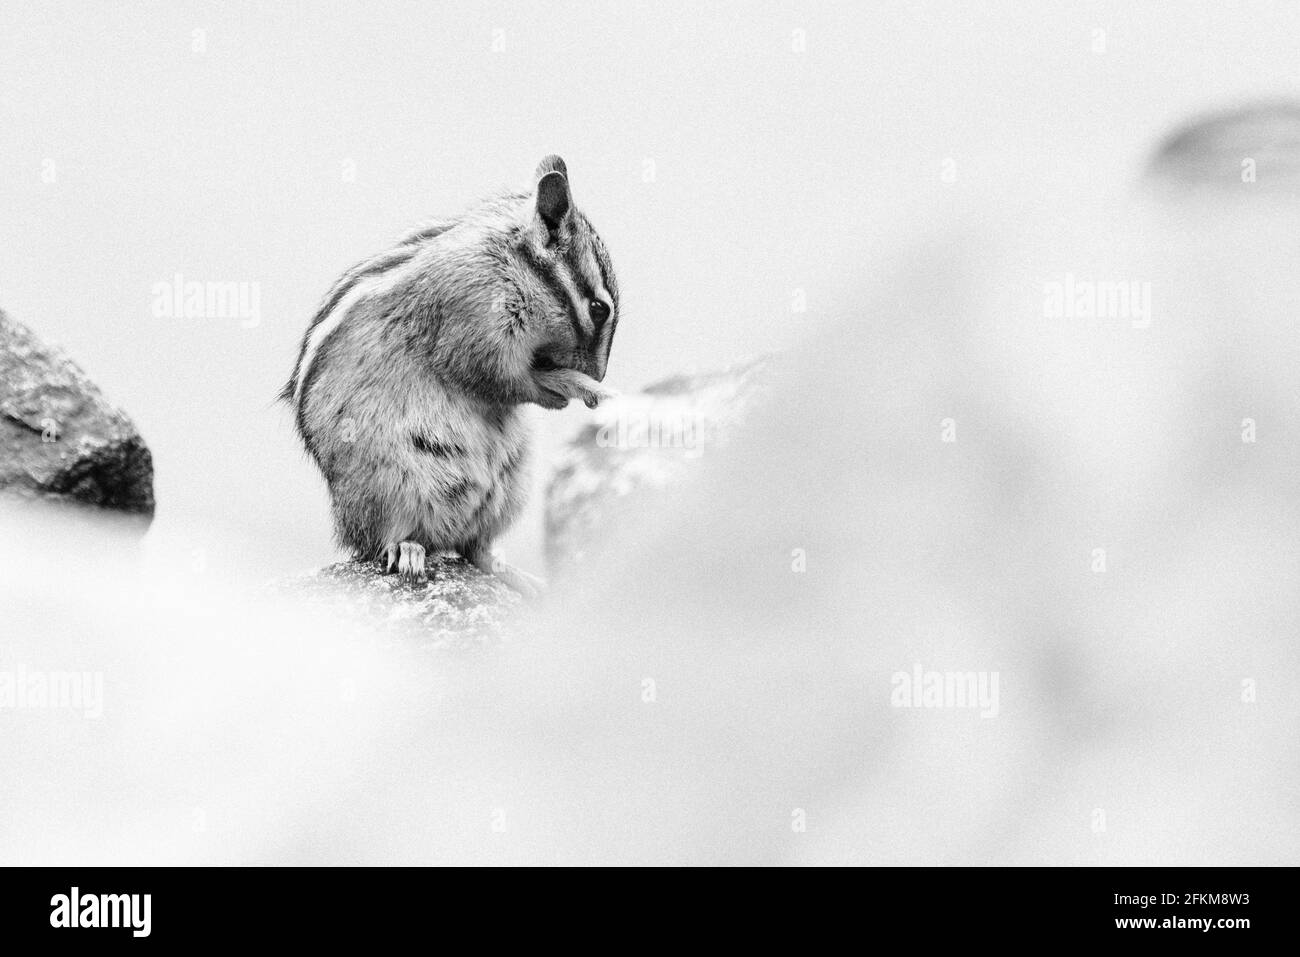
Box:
[589,299,611,324]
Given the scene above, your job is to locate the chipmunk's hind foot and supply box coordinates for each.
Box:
[462,544,545,599]
[381,541,427,584]
[494,562,545,599]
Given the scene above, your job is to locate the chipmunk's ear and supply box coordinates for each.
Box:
[534,156,572,233]
[535,154,568,179]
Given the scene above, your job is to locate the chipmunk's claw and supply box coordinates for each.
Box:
[397,541,427,583]
[579,382,618,409]
[381,541,426,583]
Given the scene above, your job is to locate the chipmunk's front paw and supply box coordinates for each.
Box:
[533,367,619,410]
[382,541,427,583]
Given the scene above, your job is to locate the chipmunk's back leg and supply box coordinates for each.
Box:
[377,503,430,584]
[329,476,428,583]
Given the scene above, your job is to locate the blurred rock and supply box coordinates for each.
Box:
[1147,99,1300,191]
[0,308,154,519]
[273,556,522,648]
[544,355,770,573]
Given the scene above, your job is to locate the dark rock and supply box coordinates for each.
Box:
[0,308,154,518]
[544,355,770,573]
[273,556,523,648]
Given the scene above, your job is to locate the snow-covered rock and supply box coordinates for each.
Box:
[273,556,522,648]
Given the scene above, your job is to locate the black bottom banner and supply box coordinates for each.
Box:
[0,865,1285,945]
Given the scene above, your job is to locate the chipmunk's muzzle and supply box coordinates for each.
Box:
[531,345,616,410]
[532,346,605,382]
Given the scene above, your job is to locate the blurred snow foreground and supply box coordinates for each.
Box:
[4,103,1300,866]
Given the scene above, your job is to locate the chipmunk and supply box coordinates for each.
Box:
[282,155,619,596]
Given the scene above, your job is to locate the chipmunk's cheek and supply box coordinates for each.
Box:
[530,347,563,374]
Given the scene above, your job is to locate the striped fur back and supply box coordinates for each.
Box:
[283,165,618,421]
